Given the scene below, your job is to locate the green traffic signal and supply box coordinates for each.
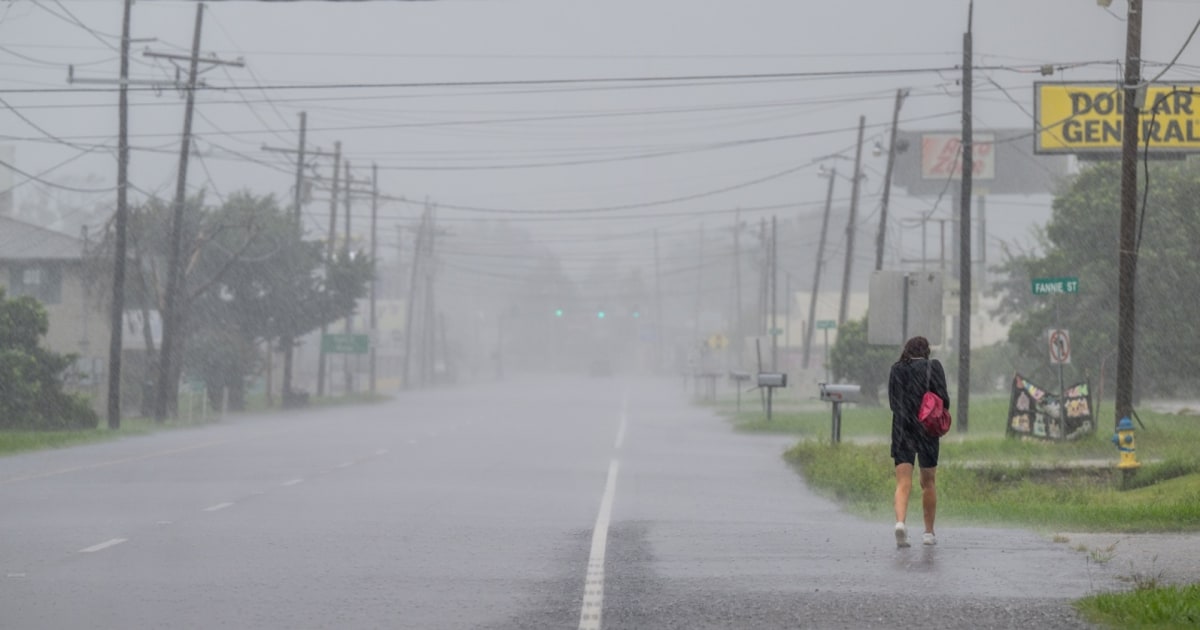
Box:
[555,308,564,317]
[597,311,606,319]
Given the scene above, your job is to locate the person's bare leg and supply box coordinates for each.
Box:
[920,466,937,534]
[894,463,914,524]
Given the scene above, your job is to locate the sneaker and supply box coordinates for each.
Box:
[894,522,910,548]
[922,532,937,546]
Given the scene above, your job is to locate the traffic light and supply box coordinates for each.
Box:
[554,308,564,317]
[597,309,606,319]
[632,305,641,318]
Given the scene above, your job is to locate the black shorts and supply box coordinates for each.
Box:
[891,419,939,468]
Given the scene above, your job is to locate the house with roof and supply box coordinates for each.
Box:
[0,214,110,410]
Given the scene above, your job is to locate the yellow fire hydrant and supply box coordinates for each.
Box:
[1112,417,1140,469]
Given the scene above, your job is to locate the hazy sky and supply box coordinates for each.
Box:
[4,0,1200,273]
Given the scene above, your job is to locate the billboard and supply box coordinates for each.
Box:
[1035,82,1200,154]
[920,133,995,180]
[893,129,1069,196]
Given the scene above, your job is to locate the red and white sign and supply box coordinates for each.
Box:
[1049,329,1071,365]
[921,133,996,181]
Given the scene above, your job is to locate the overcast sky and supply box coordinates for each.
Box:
[4,0,1200,274]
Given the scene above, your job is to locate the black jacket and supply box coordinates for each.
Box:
[888,358,950,430]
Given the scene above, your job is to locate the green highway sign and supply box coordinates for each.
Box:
[816,320,837,330]
[769,328,784,336]
[1031,276,1079,296]
[321,333,370,354]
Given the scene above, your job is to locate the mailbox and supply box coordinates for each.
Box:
[757,372,788,388]
[729,370,752,383]
[819,383,861,403]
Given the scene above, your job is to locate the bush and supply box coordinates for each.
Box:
[0,290,99,430]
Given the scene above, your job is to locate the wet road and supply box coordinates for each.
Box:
[0,375,1114,629]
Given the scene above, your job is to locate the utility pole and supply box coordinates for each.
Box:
[838,116,866,325]
[369,163,379,395]
[875,89,908,272]
[653,229,663,371]
[758,218,767,335]
[957,1,975,433]
[770,215,778,371]
[105,0,133,430]
[423,205,438,385]
[317,141,341,397]
[732,212,743,365]
[152,3,243,422]
[803,166,837,370]
[694,224,705,340]
[343,159,353,396]
[402,209,427,390]
[279,112,306,406]
[1116,0,1143,427]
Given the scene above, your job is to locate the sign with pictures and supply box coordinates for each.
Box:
[1007,374,1095,441]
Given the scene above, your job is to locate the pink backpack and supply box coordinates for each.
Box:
[918,360,952,438]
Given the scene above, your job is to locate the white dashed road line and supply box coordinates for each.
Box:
[282,478,304,487]
[79,538,127,553]
[578,459,619,630]
[203,502,234,512]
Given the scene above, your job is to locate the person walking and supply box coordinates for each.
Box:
[888,336,949,548]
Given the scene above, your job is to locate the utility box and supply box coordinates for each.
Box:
[757,372,788,388]
[819,383,861,403]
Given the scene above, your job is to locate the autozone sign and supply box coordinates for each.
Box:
[920,133,995,180]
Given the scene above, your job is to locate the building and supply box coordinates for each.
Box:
[0,215,110,409]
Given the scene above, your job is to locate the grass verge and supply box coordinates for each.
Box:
[1075,583,1200,629]
[0,391,391,458]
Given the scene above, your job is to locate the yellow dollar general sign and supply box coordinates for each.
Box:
[1035,82,1200,154]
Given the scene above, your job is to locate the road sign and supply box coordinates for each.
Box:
[322,333,369,354]
[769,328,784,336]
[816,320,837,330]
[706,333,728,349]
[1032,277,1079,295]
[1049,329,1071,365]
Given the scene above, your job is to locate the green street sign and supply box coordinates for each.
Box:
[769,327,784,336]
[322,333,369,354]
[816,320,837,330]
[1031,276,1079,296]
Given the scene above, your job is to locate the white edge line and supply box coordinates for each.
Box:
[578,459,619,630]
[79,538,127,553]
[203,502,234,512]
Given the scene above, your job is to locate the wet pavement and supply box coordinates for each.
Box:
[0,374,1151,628]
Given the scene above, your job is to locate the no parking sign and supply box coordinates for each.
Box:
[1049,329,1071,365]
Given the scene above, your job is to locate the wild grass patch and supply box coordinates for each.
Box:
[1075,583,1200,629]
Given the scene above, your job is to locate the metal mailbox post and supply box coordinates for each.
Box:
[819,383,861,443]
[757,372,788,422]
[729,371,751,412]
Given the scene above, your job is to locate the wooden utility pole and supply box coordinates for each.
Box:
[803,166,836,369]
[317,141,341,397]
[106,0,133,429]
[152,3,243,421]
[343,160,354,396]
[875,89,908,272]
[957,2,975,432]
[732,212,743,364]
[402,209,427,390]
[281,111,306,406]
[1116,0,1143,427]
[369,163,379,395]
[838,116,866,325]
[770,215,778,371]
[653,229,663,371]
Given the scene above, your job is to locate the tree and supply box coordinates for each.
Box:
[95,191,372,415]
[0,289,98,429]
[828,316,895,406]
[184,191,373,410]
[991,160,1200,397]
